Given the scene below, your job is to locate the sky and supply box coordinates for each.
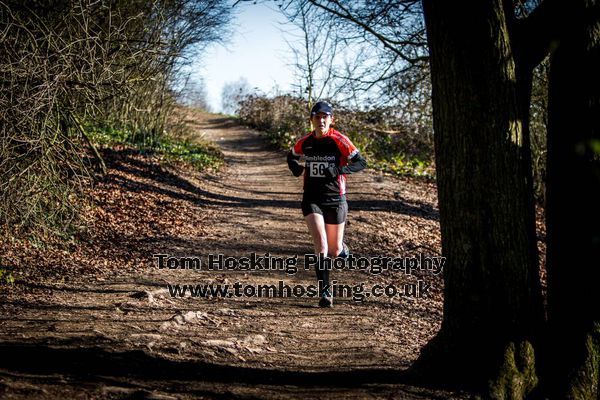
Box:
[197,2,299,113]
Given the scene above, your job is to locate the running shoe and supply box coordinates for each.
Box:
[338,243,350,259]
[318,288,333,308]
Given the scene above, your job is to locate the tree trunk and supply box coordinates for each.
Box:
[546,1,600,398]
[416,1,543,397]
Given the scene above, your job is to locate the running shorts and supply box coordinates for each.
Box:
[301,199,348,225]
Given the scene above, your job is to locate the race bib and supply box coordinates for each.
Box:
[308,161,328,177]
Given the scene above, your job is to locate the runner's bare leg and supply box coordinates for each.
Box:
[305,213,328,256]
[325,222,345,257]
[305,213,331,300]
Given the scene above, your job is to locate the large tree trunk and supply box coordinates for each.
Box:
[416,1,543,397]
[546,1,600,398]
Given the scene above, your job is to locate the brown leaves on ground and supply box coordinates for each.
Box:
[1,146,214,285]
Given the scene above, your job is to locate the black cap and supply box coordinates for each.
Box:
[310,101,333,116]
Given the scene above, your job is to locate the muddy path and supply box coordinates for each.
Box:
[0,112,467,399]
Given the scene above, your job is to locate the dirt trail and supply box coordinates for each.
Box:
[0,112,466,399]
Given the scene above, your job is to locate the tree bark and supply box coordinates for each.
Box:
[546,1,600,398]
[416,1,543,396]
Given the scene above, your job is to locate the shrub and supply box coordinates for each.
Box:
[238,94,435,179]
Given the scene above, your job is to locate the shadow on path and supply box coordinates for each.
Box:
[0,342,413,388]
[100,148,439,220]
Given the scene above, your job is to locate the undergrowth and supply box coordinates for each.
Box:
[237,94,435,180]
[88,124,224,172]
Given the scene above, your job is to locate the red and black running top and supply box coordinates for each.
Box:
[288,128,366,203]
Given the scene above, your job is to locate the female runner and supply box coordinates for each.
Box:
[287,101,367,307]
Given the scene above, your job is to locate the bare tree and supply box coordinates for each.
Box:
[279,0,341,109]
[294,0,429,106]
[221,77,253,115]
[276,0,433,143]
[0,0,231,239]
[179,77,212,111]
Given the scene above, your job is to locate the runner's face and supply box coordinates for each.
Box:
[311,112,333,135]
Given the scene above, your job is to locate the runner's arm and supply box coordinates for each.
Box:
[340,152,367,174]
[287,150,304,177]
[325,152,367,178]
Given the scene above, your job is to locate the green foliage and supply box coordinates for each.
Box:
[238,94,309,149]
[238,94,435,179]
[370,156,434,179]
[88,125,136,146]
[154,136,224,172]
[530,59,549,204]
[88,124,223,172]
[0,264,15,287]
[567,324,600,400]
[590,139,600,157]
[488,341,538,400]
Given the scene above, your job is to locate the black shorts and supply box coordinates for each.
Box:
[301,199,348,225]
